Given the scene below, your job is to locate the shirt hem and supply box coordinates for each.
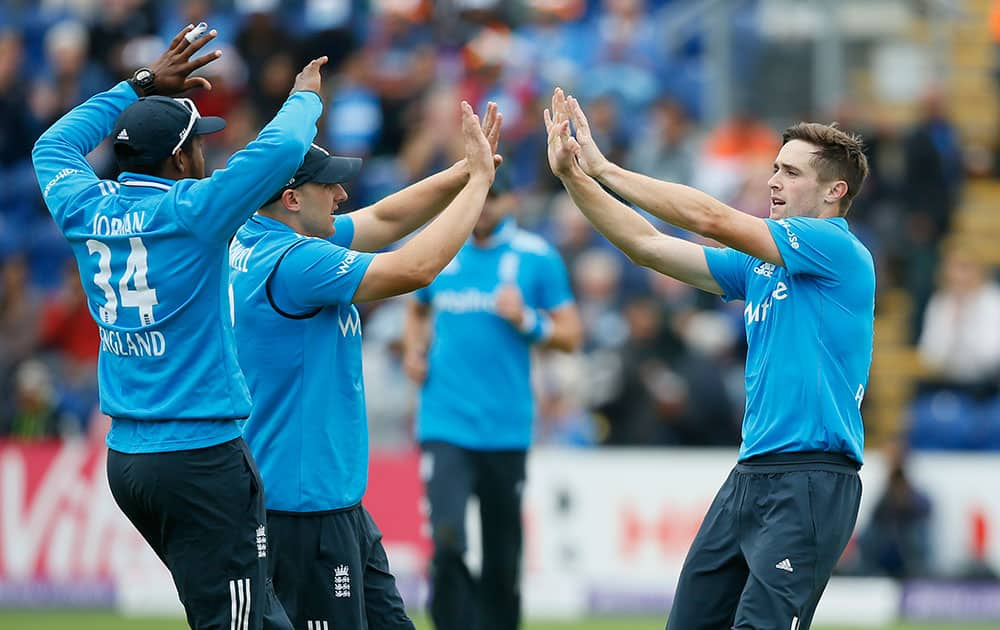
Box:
[106,421,242,454]
[417,435,531,451]
[265,501,363,516]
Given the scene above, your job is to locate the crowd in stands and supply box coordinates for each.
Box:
[0,0,998,454]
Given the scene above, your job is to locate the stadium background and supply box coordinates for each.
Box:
[1,0,999,628]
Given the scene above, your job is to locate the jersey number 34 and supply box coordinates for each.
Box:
[86,237,159,326]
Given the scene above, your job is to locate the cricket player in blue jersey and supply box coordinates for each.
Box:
[31,24,333,630]
[229,101,501,630]
[546,89,874,630]
[401,173,583,630]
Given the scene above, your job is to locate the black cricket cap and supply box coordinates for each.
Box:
[265,144,363,205]
[112,96,226,168]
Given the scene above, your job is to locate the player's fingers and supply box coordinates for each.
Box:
[551,89,562,121]
[568,97,589,135]
[555,92,571,125]
[543,108,553,133]
[558,120,575,147]
[181,28,218,58]
[168,25,195,52]
[482,101,497,134]
[487,111,502,147]
[460,100,474,123]
[183,76,213,91]
[184,49,223,73]
[554,87,567,115]
[481,104,492,135]
[463,111,482,134]
[307,56,329,72]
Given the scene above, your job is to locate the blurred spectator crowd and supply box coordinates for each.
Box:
[0,0,998,455]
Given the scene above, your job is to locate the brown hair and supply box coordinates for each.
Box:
[781,122,869,215]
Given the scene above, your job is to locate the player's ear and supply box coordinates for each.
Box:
[281,188,301,212]
[170,149,186,176]
[825,180,848,204]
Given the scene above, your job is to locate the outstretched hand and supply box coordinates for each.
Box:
[564,93,610,179]
[147,24,223,95]
[544,88,581,178]
[291,56,328,96]
[461,101,496,184]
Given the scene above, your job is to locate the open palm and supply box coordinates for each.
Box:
[544,88,581,178]
[565,94,610,178]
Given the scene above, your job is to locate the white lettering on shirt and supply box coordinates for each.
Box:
[776,219,800,250]
[771,282,788,300]
[92,212,145,236]
[99,328,167,357]
[229,240,254,273]
[337,251,359,276]
[338,311,361,336]
[43,168,80,198]
[432,289,496,314]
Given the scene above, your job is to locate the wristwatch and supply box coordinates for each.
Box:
[129,67,156,97]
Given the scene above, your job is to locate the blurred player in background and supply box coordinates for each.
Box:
[402,171,583,630]
[545,88,873,630]
[29,24,334,630]
[230,102,501,630]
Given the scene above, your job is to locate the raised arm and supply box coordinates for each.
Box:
[33,25,221,226]
[558,89,782,266]
[544,97,723,295]
[347,102,503,252]
[351,101,495,302]
[181,57,330,242]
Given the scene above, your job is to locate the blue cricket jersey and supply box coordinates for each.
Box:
[231,214,376,512]
[703,216,875,464]
[416,218,574,450]
[31,81,323,453]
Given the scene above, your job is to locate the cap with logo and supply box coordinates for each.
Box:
[265,144,363,205]
[112,96,226,168]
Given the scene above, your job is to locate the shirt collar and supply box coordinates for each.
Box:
[116,172,176,192]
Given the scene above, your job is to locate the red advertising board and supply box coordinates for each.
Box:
[0,439,428,604]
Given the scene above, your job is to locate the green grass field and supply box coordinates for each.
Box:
[0,611,996,630]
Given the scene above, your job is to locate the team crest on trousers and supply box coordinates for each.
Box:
[333,564,351,598]
[256,525,267,558]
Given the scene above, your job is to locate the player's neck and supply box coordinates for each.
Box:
[256,210,302,233]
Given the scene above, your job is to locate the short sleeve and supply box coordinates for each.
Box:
[271,238,375,313]
[328,214,355,248]
[703,246,751,302]
[537,249,574,310]
[766,217,849,279]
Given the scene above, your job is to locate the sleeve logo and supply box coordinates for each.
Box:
[43,168,80,198]
[776,219,800,249]
[336,251,359,276]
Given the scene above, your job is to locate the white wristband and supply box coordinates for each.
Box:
[518,307,552,343]
[518,308,537,335]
